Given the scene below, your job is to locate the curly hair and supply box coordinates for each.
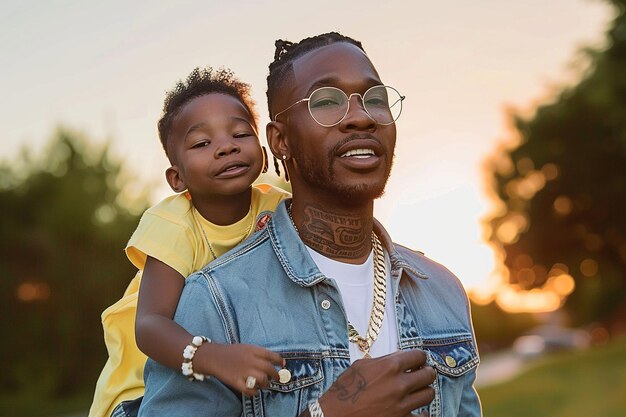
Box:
[158,67,258,160]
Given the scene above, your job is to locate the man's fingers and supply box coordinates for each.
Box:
[400,385,436,414]
[403,365,436,392]
[390,349,428,371]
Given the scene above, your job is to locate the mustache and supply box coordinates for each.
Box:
[331,133,382,155]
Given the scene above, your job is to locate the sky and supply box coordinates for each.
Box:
[0,0,614,311]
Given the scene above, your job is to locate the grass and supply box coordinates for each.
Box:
[478,336,626,417]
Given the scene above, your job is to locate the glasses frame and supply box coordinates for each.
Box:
[273,85,405,127]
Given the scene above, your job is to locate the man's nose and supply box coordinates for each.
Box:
[340,94,376,131]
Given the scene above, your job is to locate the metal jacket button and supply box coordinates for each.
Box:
[278,368,291,383]
[445,355,457,367]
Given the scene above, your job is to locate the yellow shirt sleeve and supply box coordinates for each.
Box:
[125,194,199,278]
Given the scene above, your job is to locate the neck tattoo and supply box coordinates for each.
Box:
[289,203,370,260]
[288,203,387,358]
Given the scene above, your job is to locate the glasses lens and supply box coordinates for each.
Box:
[308,87,348,126]
[363,86,403,124]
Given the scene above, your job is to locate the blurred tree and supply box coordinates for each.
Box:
[485,0,626,326]
[0,128,148,402]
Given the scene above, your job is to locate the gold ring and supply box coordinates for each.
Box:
[245,375,257,390]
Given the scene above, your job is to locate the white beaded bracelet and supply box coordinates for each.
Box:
[181,335,211,381]
[308,399,324,417]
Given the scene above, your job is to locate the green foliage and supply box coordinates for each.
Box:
[486,0,626,325]
[0,128,148,405]
[479,336,626,417]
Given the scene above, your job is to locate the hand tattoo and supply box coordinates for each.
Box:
[329,368,368,404]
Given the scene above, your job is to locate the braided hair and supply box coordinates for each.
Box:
[158,67,258,162]
[266,32,365,178]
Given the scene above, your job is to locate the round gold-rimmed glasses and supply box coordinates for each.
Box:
[273,85,405,127]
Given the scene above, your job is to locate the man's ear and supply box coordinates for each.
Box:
[165,166,186,193]
[266,121,290,160]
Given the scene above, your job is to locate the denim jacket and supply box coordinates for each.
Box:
[139,200,481,417]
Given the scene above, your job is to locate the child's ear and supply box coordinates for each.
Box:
[165,166,186,193]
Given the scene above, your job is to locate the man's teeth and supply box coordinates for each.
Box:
[341,149,375,158]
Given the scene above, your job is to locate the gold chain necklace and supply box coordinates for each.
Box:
[347,232,386,358]
[192,207,253,260]
[287,204,387,359]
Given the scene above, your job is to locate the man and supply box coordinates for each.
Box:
[139,32,481,417]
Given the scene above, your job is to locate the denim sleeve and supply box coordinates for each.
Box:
[138,273,243,417]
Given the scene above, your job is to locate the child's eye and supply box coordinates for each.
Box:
[191,140,210,149]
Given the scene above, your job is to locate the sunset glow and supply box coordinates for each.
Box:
[0,1,613,314]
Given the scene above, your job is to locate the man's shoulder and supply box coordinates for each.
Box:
[393,242,451,275]
[392,242,425,258]
[392,242,475,337]
[392,242,467,296]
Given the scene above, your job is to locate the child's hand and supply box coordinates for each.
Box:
[196,343,284,396]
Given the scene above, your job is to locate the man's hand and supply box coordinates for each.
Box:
[315,350,436,417]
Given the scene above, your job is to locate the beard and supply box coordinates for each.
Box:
[292,144,394,207]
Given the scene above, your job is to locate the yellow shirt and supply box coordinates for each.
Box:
[88,184,288,417]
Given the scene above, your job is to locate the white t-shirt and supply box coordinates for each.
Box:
[306,247,399,363]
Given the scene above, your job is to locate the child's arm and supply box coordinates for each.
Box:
[135,255,284,395]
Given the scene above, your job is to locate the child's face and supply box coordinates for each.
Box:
[166,93,263,199]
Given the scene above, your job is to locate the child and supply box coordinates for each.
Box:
[89,67,290,417]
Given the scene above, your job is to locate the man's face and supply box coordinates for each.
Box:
[276,42,397,206]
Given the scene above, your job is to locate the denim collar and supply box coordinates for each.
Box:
[267,199,428,288]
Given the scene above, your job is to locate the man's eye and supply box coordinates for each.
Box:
[365,98,386,106]
[364,95,388,107]
[310,98,342,109]
[234,132,254,139]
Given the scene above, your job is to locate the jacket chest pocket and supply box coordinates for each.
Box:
[426,337,479,376]
[421,337,480,417]
[245,353,325,417]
